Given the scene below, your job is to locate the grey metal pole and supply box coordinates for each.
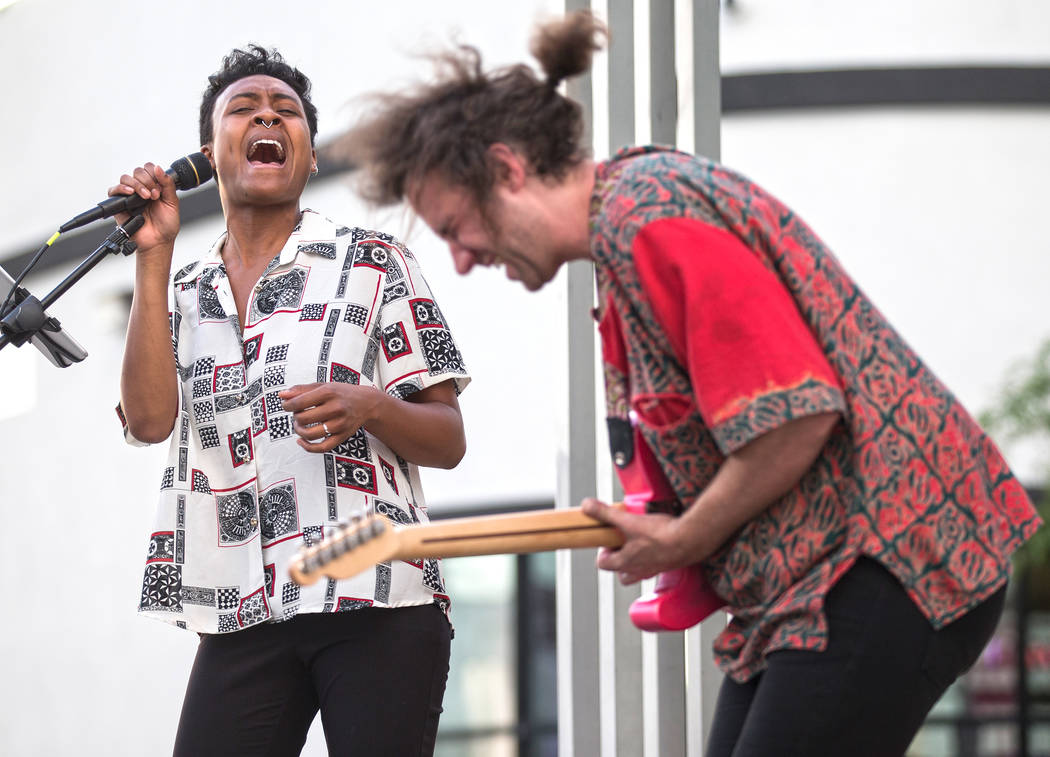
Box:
[640,3,694,755]
[557,1,602,755]
[693,0,721,159]
[608,0,636,154]
[601,2,646,755]
[557,1,722,754]
[649,0,678,146]
[555,261,602,757]
[687,3,725,754]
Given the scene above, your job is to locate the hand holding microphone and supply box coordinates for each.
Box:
[61,153,213,232]
[74,153,214,259]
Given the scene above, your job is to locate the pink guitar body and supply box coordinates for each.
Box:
[622,500,726,631]
[614,410,727,631]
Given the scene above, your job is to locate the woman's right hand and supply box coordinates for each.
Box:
[107,163,181,257]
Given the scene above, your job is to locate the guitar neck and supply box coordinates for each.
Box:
[392,507,624,560]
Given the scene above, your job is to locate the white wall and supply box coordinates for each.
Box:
[0,0,564,251]
[719,0,1050,70]
[1,0,1048,754]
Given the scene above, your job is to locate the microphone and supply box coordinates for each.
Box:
[59,153,214,233]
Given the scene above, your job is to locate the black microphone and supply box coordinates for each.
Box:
[59,153,214,233]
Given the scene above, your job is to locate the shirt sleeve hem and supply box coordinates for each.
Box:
[710,378,846,455]
[417,372,471,396]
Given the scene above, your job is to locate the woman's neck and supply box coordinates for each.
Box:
[222,203,304,268]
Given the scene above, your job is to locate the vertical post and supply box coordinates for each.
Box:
[1017,565,1030,757]
[649,0,677,146]
[555,268,602,757]
[516,553,533,756]
[608,0,636,154]
[642,3,693,756]
[686,3,725,754]
[600,2,646,756]
[692,0,721,160]
[558,1,723,755]
[557,3,602,755]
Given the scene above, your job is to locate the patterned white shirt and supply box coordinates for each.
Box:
[120,210,469,634]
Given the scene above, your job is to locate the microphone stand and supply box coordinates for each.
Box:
[0,214,145,366]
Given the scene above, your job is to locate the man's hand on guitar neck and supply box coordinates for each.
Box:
[581,499,690,585]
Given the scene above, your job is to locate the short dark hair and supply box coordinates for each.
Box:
[341,11,606,209]
[199,45,319,147]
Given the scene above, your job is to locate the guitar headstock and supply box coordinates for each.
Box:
[288,514,400,586]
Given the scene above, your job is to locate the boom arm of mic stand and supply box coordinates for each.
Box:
[0,214,145,359]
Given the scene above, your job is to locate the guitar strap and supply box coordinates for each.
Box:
[598,292,682,518]
[609,412,683,517]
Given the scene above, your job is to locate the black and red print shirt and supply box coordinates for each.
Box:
[119,210,468,634]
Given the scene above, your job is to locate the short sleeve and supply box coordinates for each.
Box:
[373,240,470,400]
[632,217,845,454]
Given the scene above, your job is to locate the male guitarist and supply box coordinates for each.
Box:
[341,11,1041,757]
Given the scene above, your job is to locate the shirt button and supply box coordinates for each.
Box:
[250,517,258,527]
[613,451,627,467]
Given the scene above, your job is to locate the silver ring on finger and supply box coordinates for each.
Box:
[322,422,331,438]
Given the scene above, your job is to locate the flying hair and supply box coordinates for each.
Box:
[339,10,608,209]
[530,8,607,89]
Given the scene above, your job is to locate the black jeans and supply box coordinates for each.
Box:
[173,604,451,757]
[706,557,1007,757]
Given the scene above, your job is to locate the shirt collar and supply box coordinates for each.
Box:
[172,209,331,284]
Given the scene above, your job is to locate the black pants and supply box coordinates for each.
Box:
[706,557,1007,757]
[173,604,451,757]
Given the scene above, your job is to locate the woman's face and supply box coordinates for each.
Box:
[203,74,316,211]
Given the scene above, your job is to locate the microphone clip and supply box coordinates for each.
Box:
[102,214,145,257]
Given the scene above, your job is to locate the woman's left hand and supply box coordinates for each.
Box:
[581,498,696,585]
[279,382,382,453]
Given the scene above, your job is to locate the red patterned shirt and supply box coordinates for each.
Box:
[591,146,1040,682]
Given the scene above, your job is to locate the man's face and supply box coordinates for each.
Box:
[204,74,316,207]
[410,173,558,292]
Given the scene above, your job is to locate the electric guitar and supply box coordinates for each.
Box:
[288,503,726,631]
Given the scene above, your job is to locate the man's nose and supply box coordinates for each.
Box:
[255,112,281,127]
[449,244,476,275]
